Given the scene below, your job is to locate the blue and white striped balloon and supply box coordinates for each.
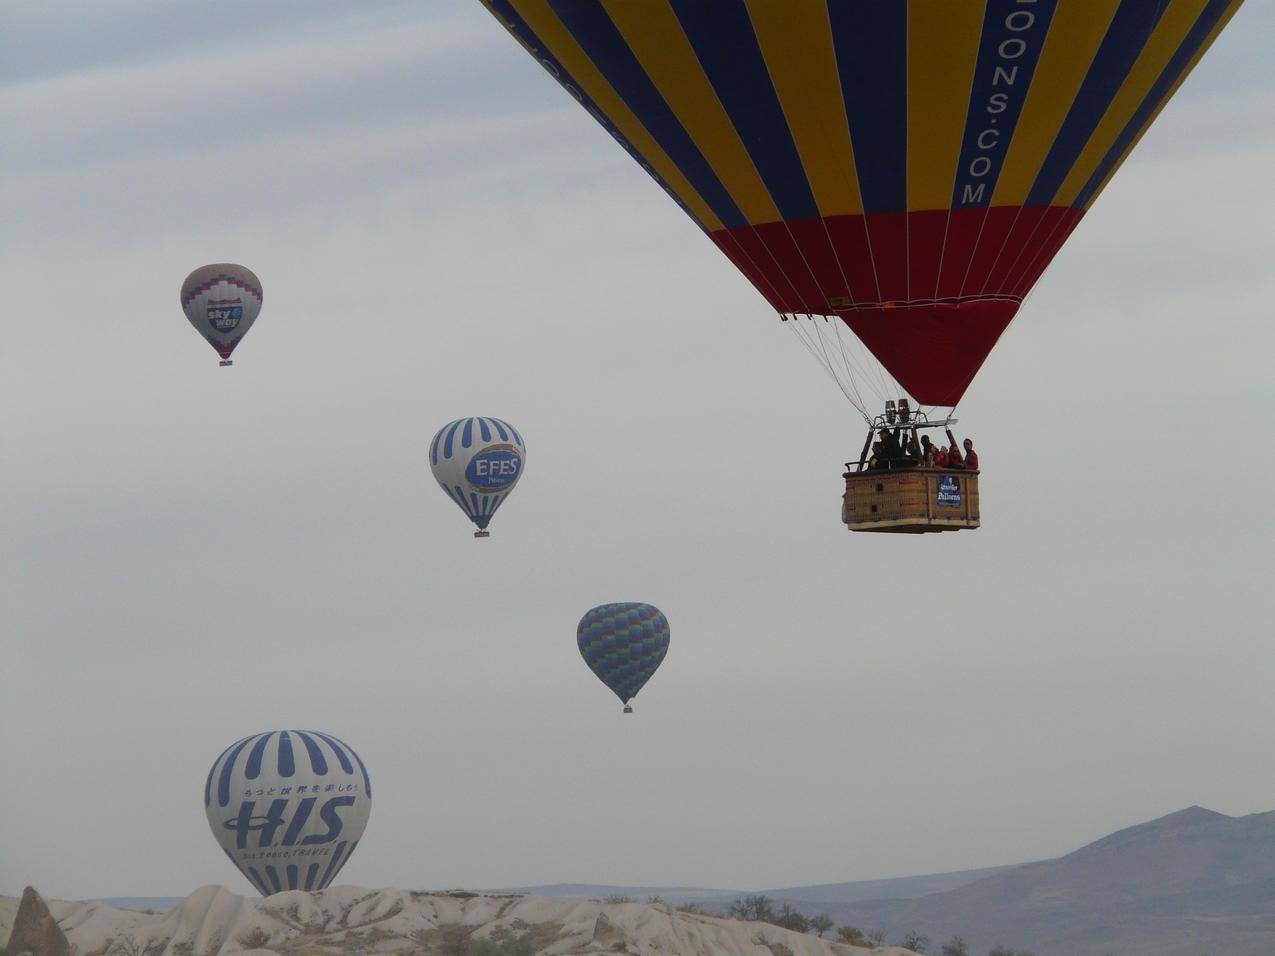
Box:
[429,417,526,537]
[204,730,371,896]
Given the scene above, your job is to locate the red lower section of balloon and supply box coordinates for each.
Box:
[841,301,1018,407]
[209,338,241,360]
[710,205,1084,406]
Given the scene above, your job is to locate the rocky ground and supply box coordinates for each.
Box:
[1,886,919,956]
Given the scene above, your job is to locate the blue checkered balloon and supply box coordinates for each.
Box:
[577,603,670,712]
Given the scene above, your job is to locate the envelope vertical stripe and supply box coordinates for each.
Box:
[599,0,778,225]
[1073,0,1237,209]
[745,0,864,218]
[1025,0,1166,207]
[506,0,736,229]
[991,0,1121,206]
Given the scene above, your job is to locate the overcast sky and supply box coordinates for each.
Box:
[2,2,1273,901]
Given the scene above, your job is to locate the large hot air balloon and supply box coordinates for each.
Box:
[181,264,263,366]
[204,730,371,896]
[429,417,526,538]
[577,602,670,713]
[480,1,1242,419]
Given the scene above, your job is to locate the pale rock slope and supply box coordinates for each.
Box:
[1,887,918,956]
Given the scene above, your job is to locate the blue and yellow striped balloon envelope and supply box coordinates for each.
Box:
[578,603,671,713]
[481,0,1243,409]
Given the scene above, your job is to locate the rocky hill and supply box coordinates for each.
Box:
[808,806,1275,956]
[1,886,918,956]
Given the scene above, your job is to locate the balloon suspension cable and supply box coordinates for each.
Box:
[786,314,869,419]
[786,312,932,425]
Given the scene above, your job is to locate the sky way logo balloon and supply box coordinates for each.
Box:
[180,263,263,365]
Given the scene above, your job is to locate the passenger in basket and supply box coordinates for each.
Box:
[923,445,937,468]
[867,442,883,470]
[963,438,979,471]
[919,433,934,461]
[902,435,923,466]
[934,445,949,469]
[878,428,904,463]
[945,429,965,469]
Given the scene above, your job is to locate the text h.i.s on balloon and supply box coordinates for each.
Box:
[221,793,360,850]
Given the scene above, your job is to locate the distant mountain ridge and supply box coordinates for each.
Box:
[806,806,1275,956]
[506,864,1015,906]
[729,865,1022,906]
[504,884,734,903]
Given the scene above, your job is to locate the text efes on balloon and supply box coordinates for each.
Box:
[465,446,522,492]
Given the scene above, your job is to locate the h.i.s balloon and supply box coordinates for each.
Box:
[205,730,371,896]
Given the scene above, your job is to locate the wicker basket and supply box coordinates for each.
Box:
[842,468,980,533]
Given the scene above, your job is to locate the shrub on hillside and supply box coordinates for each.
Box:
[837,925,866,944]
[235,928,270,951]
[772,904,810,933]
[729,895,777,922]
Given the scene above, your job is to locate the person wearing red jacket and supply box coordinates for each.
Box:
[934,446,949,469]
[945,429,965,469]
[963,438,979,471]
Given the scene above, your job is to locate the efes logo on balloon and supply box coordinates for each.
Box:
[465,445,522,492]
[206,299,243,333]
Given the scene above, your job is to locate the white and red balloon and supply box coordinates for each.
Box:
[180,263,262,366]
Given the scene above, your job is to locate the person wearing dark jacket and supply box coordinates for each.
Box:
[900,434,922,468]
[877,428,904,464]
